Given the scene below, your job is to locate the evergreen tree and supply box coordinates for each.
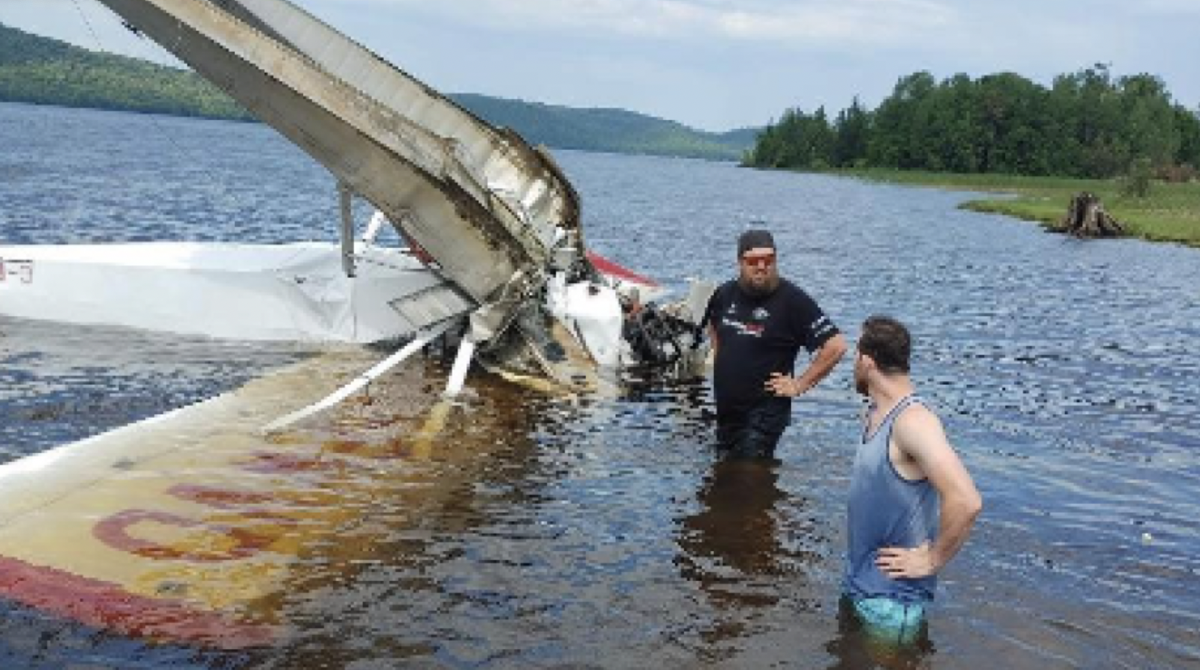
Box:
[832,97,870,168]
[1175,105,1200,168]
[748,63,1198,179]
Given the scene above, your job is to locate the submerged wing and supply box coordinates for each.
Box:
[0,350,505,648]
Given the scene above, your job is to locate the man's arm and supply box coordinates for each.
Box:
[766,333,847,397]
[876,408,983,579]
[701,288,722,356]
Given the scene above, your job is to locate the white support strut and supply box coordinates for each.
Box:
[339,182,356,278]
[444,338,476,398]
[262,319,455,433]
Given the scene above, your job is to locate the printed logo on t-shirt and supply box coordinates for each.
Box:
[811,315,834,339]
[721,315,764,337]
[722,304,771,338]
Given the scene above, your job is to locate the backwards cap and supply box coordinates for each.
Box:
[737,229,775,256]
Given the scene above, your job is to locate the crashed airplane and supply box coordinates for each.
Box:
[0,0,712,649]
[2,0,711,400]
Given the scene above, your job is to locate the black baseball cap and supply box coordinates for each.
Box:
[737,229,775,256]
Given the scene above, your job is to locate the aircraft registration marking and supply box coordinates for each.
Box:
[0,258,35,284]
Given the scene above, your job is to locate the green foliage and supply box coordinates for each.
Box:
[0,23,253,121]
[845,168,1200,248]
[0,22,79,64]
[748,63,1200,182]
[1175,105,1200,168]
[448,93,750,160]
[0,23,756,162]
[1121,157,1153,198]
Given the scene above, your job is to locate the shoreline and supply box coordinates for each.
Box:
[778,167,1200,249]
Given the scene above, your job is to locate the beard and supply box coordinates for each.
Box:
[738,272,779,298]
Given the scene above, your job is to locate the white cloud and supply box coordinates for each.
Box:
[340,0,956,47]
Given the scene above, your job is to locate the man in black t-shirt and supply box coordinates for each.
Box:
[702,229,848,459]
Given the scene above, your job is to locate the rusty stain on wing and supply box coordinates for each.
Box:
[0,350,527,648]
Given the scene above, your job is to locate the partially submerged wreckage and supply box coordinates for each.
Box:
[2,0,711,411]
[0,0,714,649]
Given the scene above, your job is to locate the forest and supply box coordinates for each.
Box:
[0,23,253,121]
[0,23,752,161]
[746,66,1200,180]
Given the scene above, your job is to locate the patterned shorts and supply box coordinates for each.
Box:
[847,596,927,644]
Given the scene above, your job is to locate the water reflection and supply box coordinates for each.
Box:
[674,459,939,668]
[5,102,1200,667]
[676,453,827,663]
[250,369,551,668]
[0,314,306,460]
[677,459,789,600]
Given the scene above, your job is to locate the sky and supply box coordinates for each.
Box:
[2,0,1199,132]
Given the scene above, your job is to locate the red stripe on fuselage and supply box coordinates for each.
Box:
[0,555,278,649]
[586,251,659,287]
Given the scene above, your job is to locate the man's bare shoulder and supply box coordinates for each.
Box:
[893,402,952,454]
[895,401,942,428]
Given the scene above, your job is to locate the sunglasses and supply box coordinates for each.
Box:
[741,253,776,268]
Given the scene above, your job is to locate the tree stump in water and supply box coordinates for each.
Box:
[1059,192,1124,238]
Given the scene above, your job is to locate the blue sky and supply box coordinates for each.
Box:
[4,0,1199,131]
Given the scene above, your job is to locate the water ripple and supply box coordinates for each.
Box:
[2,102,1199,668]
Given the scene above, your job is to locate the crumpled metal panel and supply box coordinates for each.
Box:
[96,0,554,305]
[388,283,475,330]
[212,0,581,256]
[94,0,609,390]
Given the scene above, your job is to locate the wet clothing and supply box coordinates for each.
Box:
[703,279,838,457]
[840,595,927,645]
[843,395,939,607]
[714,403,790,459]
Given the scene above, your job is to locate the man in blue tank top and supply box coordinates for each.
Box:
[702,229,847,459]
[843,316,982,643]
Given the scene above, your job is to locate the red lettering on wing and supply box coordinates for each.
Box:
[93,509,273,562]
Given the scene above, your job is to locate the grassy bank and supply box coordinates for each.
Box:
[836,168,1200,248]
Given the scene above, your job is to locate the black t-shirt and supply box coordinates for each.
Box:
[704,278,839,423]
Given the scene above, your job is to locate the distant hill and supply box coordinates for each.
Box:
[0,23,757,161]
[0,23,254,121]
[448,93,757,160]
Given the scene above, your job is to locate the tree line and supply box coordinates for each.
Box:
[746,65,1200,179]
[450,93,754,160]
[0,59,255,121]
[1,23,255,122]
[0,23,755,161]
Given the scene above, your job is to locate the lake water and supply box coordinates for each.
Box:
[2,101,1199,668]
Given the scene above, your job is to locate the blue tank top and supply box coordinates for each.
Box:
[843,395,939,602]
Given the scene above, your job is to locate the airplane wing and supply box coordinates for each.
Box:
[0,242,471,343]
[0,1,716,650]
[0,348,499,649]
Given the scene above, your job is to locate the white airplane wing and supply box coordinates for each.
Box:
[0,242,471,343]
